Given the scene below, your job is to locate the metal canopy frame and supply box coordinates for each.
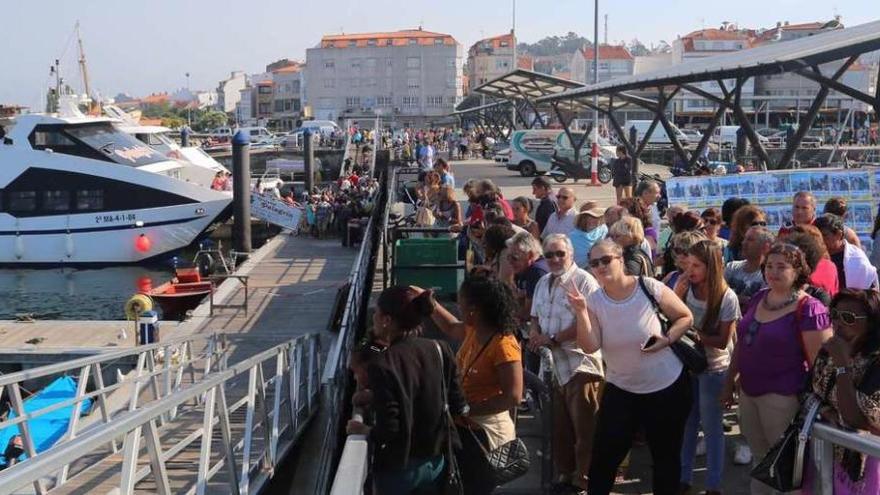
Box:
[536,19,880,171]
[470,69,586,130]
[452,99,517,139]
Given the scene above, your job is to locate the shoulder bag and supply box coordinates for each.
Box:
[637,276,708,374]
[750,372,833,491]
[433,341,464,495]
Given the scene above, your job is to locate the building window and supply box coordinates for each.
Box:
[365,78,377,87]
[348,40,356,47]
[324,59,335,69]
[351,59,361,69]
[345,97,361,107]
[406,57,421,69]
[427,96,444,107]
[495,59,509,70]
[386,58,393,67]
[407,78,420,89]
[447,58,456,68]
[402,96,419,107]
[408,39,417,46]
[365,58,377,69]
[258,103,271,114]
[500,40,509,47]
[384,39,393,46]
[258,86,272,95]
[376,96,392,106]
[447,76,457,89]
[323,78,335,88]
[434,38,444,45]
[367,39,377,46]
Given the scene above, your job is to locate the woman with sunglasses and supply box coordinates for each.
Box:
[661,230,707,289]
[700,208,729,255]
[721,243,832,495]
[674,240,741,495]
[346,286,467,494]
[568,239,694,495]
[419,274,524,494]
[726,205,766,262]
[803,289,880,494]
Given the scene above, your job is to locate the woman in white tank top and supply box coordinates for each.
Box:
[567,239,694,495]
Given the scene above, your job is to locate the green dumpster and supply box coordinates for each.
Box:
[393,238,463,296]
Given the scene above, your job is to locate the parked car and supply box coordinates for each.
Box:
[625,119,690,146]
[680,128,703,143]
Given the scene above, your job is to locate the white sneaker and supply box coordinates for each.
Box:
[695,437,706,456]
[733,442,753,465]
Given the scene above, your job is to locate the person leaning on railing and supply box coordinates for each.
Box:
[417,273,524,495]
[803,289,880,494]
[345,286,466,494]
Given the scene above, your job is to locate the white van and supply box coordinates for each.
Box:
[299,120,340,137]
[712,125,770,147]
[507,130,562,177]
[238,126,275,143]
[625,120,690,146]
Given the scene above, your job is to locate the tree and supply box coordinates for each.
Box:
[161,116,185,129]
[628,39,650,57]
[196,110,228,132]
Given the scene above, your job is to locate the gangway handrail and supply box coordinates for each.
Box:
[0,333,321,495]
[0,334,224,494]
[809,421,880,494]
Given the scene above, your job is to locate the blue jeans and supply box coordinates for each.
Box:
[680,370,726,490]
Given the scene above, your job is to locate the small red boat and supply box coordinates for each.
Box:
[145,268,213,319]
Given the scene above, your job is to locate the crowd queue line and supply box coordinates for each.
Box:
[343,152,880,495]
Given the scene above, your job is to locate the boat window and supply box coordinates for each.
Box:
[43,190,70,212]
[76,189,104,211]
[136,133,166,146]
[8,191,36,212]
[64,123,165,166]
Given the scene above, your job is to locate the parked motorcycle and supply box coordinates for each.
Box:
[548,153,612,184]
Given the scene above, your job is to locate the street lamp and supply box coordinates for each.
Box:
[185,72,191,128]
[511,0,517,132]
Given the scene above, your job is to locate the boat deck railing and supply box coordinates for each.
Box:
[0,333,322,495]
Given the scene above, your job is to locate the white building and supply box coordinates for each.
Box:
[570,44,634,84]
[270,65,304,131]
[304,28,464,126]
[466,33,533,90]
[216,71,247,113]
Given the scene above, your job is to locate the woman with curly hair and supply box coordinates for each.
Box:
[418,274,524,494]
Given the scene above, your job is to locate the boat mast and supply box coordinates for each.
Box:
[75,21,96,113]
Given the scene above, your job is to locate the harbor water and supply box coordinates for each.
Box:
[0,266,173,320]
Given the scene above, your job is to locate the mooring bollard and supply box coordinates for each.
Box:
[232,130,252,254]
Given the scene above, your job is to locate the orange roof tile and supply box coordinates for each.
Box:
[468,33,515,55]
[272,64,302,74]
[321,29,457,48]
[579,44,634,60]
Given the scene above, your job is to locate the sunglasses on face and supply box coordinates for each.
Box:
[588,255,619,269]
[830,308,868,326]
[751,221,767,227]
[544,250,567,260]
[704,219,719,226]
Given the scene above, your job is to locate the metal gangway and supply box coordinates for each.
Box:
[0,332,321,495]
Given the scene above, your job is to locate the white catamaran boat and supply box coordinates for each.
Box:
[0,107,232,265]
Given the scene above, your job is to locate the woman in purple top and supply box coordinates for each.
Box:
[722,243,832,495]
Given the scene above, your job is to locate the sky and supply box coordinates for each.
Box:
[1,0,876,109]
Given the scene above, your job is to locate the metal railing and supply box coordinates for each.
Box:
[0,334,222,494]
[809,421,880,494]
[0,333,321,495]
[319,159,391,494]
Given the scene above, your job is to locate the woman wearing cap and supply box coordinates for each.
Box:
[569,204,608,268]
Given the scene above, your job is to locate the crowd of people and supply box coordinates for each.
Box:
[344,149,880,494]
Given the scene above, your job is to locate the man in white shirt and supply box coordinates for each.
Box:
[529,234,602,492]
[816,213,878,289]
[542,187,577,238]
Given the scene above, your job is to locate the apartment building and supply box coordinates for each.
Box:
[270,64,303,131]
[304,28,464,126]
[466,33,533,89]
[216,71,247,113]
[570,44,634,84]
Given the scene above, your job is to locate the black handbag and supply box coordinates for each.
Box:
[750,393,822,491]
[465,426,531,486]
[434,342,465,495]
[637,276,708,374]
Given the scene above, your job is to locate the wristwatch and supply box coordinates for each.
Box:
[549,334,558,345]
[834,366,850,377]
